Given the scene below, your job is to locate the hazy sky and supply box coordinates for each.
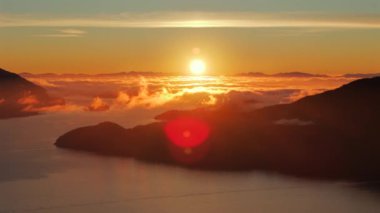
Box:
[0,0,379,74]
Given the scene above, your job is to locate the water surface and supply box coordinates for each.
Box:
[1,111,379,213]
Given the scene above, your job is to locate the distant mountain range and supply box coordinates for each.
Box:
[56,77,380,180]
[238,72,329,78]
[20,71,165,78]
[341,73,380,78]
[0,68,64,119]
[19,71,380,78]
[238,71,380,78]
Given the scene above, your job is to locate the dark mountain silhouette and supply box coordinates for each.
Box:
[238,72,269,77]
[20,71,166,79]
[343,73,380,78]
[56,77,380,180]
[273,72,328,78]
[0,68,64,119]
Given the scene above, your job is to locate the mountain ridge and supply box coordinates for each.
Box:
[0,68,64,119]
[55,77,380,180]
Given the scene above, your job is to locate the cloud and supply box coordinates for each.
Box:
[111,78,217,110]
[17,94,39,105]
[25,78,58,88]
[19,73,358,113]
[13,92,71,113]
[286,89,327,103]
[22,103,82,113]
[1,12,380,29]
[86,97,110,112]
[214,89,305,112]
[34,28,86,38]
[58,29,86,34]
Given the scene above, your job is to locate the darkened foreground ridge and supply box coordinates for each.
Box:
[56,77,380,180]
[0,68,64,119]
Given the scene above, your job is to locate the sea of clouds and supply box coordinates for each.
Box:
[18,73,364,114]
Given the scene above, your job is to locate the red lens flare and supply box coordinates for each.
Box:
[164,117,210,148]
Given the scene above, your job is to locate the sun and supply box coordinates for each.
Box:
[189,59,206,75]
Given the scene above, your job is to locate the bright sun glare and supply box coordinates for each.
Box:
[189,59,206,75]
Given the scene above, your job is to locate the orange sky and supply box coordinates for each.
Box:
[1,27,379,75]
[1,0,380,75]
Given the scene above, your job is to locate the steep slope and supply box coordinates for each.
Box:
[0,68,64,118]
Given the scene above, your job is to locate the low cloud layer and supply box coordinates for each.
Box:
[19,73,357,114]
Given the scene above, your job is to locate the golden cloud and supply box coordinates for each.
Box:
[1,12,380,29]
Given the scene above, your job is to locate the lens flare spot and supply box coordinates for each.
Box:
[183,130,191,138]
[164,117,210,148]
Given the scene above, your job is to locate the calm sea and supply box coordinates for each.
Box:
[1,111,379,213]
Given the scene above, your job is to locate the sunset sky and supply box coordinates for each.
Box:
[1,0,379,74]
